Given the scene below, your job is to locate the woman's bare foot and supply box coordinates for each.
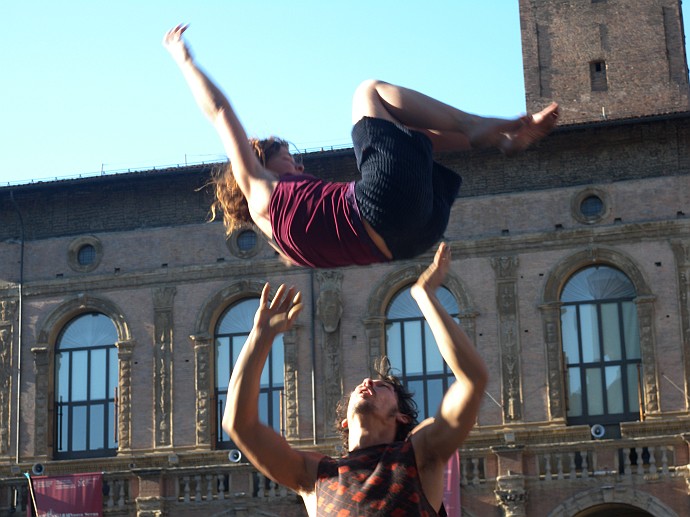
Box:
[468,102,559,156]
[498,102,559,156]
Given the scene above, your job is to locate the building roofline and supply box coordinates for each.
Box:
[3,110,689,191]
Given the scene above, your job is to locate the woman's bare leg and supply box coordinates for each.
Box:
[351,79,559,154]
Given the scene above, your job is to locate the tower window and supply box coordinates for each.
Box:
[590,60,608,91]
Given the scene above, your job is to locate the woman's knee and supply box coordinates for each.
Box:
[351,79,394,124]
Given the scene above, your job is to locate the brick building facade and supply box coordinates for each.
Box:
[1,1,689,516]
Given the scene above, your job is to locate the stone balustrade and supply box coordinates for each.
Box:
[0,435,686,515]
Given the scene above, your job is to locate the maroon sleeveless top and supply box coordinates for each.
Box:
[315,440,441,516]
[269,174,388,268]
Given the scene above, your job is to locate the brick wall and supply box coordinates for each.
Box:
[519,0,690,123]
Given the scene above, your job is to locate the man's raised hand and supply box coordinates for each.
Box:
[255,283,303,335]
[411,242,451,299]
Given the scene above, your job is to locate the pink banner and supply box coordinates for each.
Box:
[27,472,103,517]
[443,451,461,517]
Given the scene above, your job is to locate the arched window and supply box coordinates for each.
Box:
[386,286,458,420]
[215,298,284,448]
[561,266,641,436]
[55,312,118,459]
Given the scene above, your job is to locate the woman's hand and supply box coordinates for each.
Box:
[163,23,193,64]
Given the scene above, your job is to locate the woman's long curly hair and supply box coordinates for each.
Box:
[335,357,419,453]
[210,137,289,234]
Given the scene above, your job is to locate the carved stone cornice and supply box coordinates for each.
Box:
[0,259,295,300]
[447,219,690,261]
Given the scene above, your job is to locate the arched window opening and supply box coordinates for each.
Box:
[55,312,119,459]
[215,298,284,448]
[386,286,459,420]
[561,266,641,437]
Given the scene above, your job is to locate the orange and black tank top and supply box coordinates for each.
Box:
[315,440,441,516]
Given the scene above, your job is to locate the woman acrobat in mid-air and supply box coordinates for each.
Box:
[163,24,559,268]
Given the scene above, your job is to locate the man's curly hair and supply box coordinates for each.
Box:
[209,137,289,234]
[335,357,419,453]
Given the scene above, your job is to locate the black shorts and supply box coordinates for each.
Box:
[353,117,462,260]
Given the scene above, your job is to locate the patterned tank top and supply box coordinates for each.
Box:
[315,440,441,516]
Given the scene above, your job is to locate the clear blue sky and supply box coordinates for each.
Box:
[3,2,689,185]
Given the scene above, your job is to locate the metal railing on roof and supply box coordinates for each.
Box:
[3,143,354,187]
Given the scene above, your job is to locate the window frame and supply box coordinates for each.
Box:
[54,312,118,460]
[214,298,285,449]
[561,267,642,431]
[385,286,459,421]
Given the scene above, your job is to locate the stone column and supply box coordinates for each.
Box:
[316,271,344,438]
[282,325,300,439]
[672,240,690,412]
[636,295,660,416]
[190,333,213,448]
[362,316,386,373]
[31,346,50,459]
[116,339,135,452]
[0,300,17,455]
[539,301,566,422]
[491,256,523,423]
[153,287,176,448]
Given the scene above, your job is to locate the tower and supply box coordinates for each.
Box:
[519,0,690,124]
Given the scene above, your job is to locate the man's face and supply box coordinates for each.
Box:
[347,378,399,419]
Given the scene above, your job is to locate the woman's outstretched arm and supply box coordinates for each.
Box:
[163,24,275,220]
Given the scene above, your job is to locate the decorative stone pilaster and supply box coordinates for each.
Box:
[363,316,387,373]
[491,256,523,423]
[636,295,660,415]
[190,333,212,448]
[316,271,344,438]
[539,301,566,421]
[282,326,300,439]
[31,346,50,458]
[116,339,135,452]
[671,240,690,412]
[0,299,17,455]
[153,287,176,448]
[495,474,527,517]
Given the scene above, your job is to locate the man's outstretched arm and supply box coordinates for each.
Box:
[410,242,489,461]
[222,284,322,494]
